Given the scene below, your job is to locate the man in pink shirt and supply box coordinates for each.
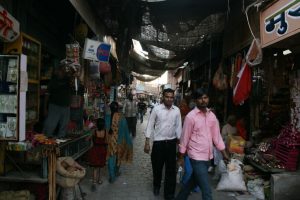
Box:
[176,88,229,200]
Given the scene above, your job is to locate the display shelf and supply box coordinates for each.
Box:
[0,170,47,183]
[0,132,92,184]
[4,32,41,125]
[0,55,26,141]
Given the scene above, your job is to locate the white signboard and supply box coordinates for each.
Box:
[82,38,101,61]
[83,38,111,62]
[260,0,300,47]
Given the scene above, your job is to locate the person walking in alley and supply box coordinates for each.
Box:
[144,88,182,200]
[175,88,229,200]
[137,99,147,123]
[105,101,133,183]
[123,93,138,137]
[88,118,107,191]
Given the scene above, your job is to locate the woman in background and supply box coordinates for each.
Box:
[88,118,107,191]
[105,101,133,183]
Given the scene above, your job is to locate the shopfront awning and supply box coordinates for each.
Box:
[70,0,228,81]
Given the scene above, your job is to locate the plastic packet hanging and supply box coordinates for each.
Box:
[176,166,183,183]
[246,38,263,66]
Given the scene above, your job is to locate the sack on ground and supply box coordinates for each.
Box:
[247,179,265,200]
[216,159,247,191]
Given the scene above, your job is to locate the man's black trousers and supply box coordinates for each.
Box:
[151,138,177,199]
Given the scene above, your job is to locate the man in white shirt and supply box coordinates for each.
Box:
[123,93,138,137]
[144,88,182,200]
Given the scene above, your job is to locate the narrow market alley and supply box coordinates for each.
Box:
[79,110,236,200]
[2,1,300,200]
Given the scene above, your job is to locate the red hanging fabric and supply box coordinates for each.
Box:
[233,63,252,105]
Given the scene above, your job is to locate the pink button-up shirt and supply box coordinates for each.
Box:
[179,107,225,161]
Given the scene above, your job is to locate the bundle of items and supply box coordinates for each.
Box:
[0,190,33,200]
[31,134,56,146]
[6,141,31,151]
[228,136,246,154]
[59,58,80,76]
[66,43,80,64]
[244,165,261,180]
[248,154,284,170]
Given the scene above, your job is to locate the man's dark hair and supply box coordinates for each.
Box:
[193,88,209,99]
[163,88,174,96]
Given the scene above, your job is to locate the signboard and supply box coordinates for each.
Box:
[83,38,111,62]
[0,5,20,42]
[260,0,300,47]
[97,43,111,62]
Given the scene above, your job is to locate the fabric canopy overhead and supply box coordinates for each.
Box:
[131,71,158,82]
[79,0,228,80]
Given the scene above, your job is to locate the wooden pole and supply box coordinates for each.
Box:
[48,151,53,200]
[47,147,57,200]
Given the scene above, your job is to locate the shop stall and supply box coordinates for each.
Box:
[209,1,300,199]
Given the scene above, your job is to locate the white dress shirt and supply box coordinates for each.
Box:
[122,99,137,117]
[145,103,182,141]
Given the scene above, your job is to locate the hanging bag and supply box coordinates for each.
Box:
[246,38,263,66]
[213,63,228,90]
[70,95,82,108]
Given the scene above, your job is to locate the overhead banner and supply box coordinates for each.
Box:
[83,38,111,62]
[0,5,20,42]
[260,0,300,47]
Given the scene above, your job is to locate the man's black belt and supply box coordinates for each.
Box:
[153,138,177,144]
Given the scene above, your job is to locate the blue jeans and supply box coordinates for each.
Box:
[176,159,212,200]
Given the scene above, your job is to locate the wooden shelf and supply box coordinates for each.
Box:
[28,79,39,84]
[0,171,47,183]
[40,77,50,81]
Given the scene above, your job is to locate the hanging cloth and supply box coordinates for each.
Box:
[233,62,252,105]
[231,54,243,89]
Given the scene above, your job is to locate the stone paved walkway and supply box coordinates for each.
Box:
[79,111,237,200]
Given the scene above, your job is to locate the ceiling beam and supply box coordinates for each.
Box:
[69,0,106,36]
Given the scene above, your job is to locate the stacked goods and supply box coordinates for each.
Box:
[274,123,300,171]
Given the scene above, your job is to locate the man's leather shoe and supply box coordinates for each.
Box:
[153,188,160,196]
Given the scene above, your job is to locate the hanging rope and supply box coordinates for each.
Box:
[245,1,257,40]
[227,0,231,20]
[245,0,271,40]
